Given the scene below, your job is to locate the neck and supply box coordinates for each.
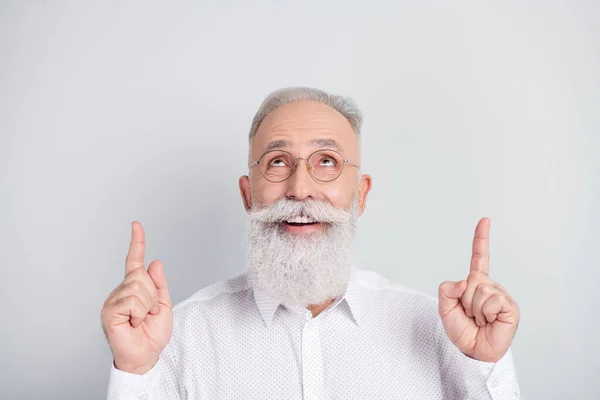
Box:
[308,298,335,317]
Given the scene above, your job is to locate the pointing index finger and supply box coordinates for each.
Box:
[470,217,490,276]
[125,221,145,276]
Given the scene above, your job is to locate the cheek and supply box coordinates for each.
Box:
[251,179,286,206]
[320,181,355,209]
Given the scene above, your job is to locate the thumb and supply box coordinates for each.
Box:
[438,280,467,318]
[147,260,172,308]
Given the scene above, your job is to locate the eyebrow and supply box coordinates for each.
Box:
[309,138,343,152]
[264,138,344,153]
[264,140,291,152]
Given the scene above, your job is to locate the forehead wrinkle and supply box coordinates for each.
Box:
[263,117,344,133]
[262,136,344,155]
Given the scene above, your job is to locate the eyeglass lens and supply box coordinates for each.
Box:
[259,150,344,182]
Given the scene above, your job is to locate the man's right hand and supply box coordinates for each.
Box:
[101,221,174,375]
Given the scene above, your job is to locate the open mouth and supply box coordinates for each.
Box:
[279,215,323,233]
[283,216,318,226]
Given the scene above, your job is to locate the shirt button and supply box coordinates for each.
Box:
[139,394,148,400]
[489,379,499,388]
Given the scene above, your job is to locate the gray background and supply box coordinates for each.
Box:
[1,1,598,399]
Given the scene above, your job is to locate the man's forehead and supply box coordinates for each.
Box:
[252,101,357,152]
[264,138,344,152]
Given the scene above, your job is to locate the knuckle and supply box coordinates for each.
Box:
[481,300,494,313]
[480,284,494,295]
[461,298,472,312]
[120,296,133,306]
[495,293,507,303]
[128,280,143,293]
[461,289,473,302]
[121,296,137,308]
[126,296,144,313]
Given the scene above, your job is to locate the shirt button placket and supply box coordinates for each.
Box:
[301,319,326,400]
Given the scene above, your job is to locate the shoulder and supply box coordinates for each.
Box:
[354,267,439,315]
[171,271,252,318]
[354,267,437,300]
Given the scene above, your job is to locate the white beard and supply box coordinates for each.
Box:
[246,196,358,308]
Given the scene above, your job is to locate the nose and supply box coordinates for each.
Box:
[285,158,316,201]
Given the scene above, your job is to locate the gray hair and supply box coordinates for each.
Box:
[248,87,363,141]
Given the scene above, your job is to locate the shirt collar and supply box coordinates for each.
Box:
[251,265,363,328]
[342,266,363,327]
[252,287,281,328]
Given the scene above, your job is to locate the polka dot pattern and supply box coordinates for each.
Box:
[107,267,521,399]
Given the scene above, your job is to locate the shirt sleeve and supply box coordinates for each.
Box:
[106,340,183,400]
[107,357,164,400]
[436,318,522,399]
[486,348,521,399]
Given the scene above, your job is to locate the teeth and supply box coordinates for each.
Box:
[285,216,317,224]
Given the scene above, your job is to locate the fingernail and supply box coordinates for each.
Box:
[454,281,463,288]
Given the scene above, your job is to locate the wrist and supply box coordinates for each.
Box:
[113,357,158,375]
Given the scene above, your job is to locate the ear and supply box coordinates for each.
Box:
[239,175,253,213]
[357,174,372,217]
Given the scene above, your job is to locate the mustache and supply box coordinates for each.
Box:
[248,198,352,224]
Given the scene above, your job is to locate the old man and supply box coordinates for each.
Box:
[102,87,520,399]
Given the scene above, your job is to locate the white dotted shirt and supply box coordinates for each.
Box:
[107,267,521,399]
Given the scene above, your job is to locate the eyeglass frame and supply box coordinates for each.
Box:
[249,148,360,183]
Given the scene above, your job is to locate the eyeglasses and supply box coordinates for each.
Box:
[249,149,359,183]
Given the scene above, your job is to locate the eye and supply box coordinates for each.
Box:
[270,158,287,167]
[319,157,337,167]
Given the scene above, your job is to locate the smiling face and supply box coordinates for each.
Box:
[239,100,372,233]
[240,98,373,307]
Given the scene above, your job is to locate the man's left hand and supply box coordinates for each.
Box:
[438,217,520,362]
